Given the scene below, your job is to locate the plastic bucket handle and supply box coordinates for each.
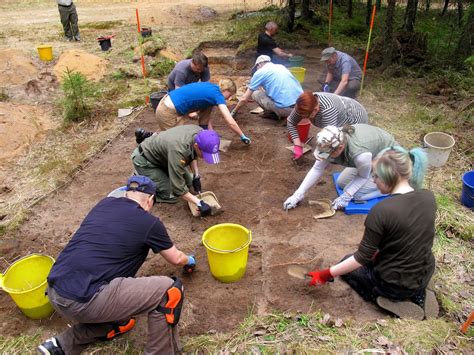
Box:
[202,230,252,254]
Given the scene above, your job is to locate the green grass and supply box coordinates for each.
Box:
[80,20,124,30]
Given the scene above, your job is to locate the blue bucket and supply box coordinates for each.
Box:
[461,171,474,209]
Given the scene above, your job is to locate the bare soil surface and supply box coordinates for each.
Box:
[0,45,385,345]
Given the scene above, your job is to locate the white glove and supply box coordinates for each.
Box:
[331,193,352,210]
[283,193,303,210]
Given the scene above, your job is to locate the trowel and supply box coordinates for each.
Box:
[287,265,311,280]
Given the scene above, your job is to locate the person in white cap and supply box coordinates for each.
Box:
[233,55,303,120]
[320,47,362,99]
[283,124,397,210]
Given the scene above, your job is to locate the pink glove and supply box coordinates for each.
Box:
[293,145,304,160]
[308,268,333,286]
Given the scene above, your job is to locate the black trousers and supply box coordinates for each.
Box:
[340,254,425,304]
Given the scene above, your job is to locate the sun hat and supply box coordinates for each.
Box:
[313,126,343,160]
[126,175,156,195]
[320,47,336,61]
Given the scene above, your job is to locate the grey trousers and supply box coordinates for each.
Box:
[48,276,180,355]
[58,3,80,39]
[336,167,383,200]
[251,91,293,118]
[329,79,361,99]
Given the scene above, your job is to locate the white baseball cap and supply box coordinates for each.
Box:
[253,55,271,68]
[313,126,343,160]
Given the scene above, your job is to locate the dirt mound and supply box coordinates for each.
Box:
[53,50,108,82]
[0,49,38,86]
[0,102,56,163]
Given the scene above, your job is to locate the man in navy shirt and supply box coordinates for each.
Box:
[38,176,195,355]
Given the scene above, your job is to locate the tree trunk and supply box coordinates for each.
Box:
[348,0,353,19]
[454,1,473,62]
[425,0,431,12]
[366,0,373,26]
[383,0,397,67]
[403,0,418,32]
[376,0,382,10]
[441,0,449,16]
[302,0,311,20]
[457,0,464,26]
[285,0,296,32]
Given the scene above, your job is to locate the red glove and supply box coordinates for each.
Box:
[293,145,304,160]
[308,268,333,286]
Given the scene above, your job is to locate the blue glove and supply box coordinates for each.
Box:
[322,83,330,93]
[240,134,251,144]
[183,255,196,274]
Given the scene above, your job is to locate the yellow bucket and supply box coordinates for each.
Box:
[0,254,55,319]
[202,223,252,283]
[37,45,53,62]
[289,67,306,84]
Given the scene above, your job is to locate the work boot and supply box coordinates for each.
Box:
[259,110,279,120]
[37,337,65,355]
[376,296,424,320]
[99,318,136,341]
[74,35,81,42]
[135,128,153,144]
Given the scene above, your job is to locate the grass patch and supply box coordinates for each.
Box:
[0,88,9,101]
[80,20,124,30]
[148,57,176,78]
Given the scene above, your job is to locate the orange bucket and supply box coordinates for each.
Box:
[288,119,311,143]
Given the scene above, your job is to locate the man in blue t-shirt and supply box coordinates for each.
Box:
[155,80,251,144]
[37,176,195,355]
[235,55,303,120]
[320,47,362,99]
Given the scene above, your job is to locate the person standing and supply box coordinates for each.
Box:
[37,176,195,355]
[287,92,369,160]
[167,52,211,91]
[57,0,80,42]
[320,47,362,99]
[236,55,303,120]
[305,147,439,320]
[257,21,293,64]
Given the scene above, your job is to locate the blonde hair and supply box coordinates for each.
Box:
[218,78,237,95]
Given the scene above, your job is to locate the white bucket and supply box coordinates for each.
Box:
[423,132,455,168]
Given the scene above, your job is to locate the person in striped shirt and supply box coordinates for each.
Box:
[288,92,369,160]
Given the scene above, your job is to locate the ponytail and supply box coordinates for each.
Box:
[374,146,428,192]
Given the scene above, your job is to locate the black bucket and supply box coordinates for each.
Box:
[141,27,152,38]
[150,90,168,112]
[98,38,112,51]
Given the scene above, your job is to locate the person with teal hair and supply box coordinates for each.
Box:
[304,146,440,320]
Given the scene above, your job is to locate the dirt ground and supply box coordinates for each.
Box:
[0,40,386,345]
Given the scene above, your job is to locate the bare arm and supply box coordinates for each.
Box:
[334,73,349,95]
[160,246,190,266]
[218,104,244,137]
[273,47,292,58]
[181,191,201,205]
[325,71,333,84]
[329,255,362,277]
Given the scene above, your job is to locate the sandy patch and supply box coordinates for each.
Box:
[0,48,38,86]
[0,102,56,163]
[53,49,108,82]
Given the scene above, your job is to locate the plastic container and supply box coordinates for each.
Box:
[288,55,304,67]
[202,224,251,283]
[0,254,55,319]
[37,45,53,62]
[150,90,168,112]
[289,67,306,84]
[97,37,112,51]
[423,132,455,168]
[288,118,311,143]
[461,170,474,209]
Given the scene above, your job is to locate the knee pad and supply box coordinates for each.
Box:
[156,277,184,326]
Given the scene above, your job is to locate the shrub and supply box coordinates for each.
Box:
[61,69,97,122]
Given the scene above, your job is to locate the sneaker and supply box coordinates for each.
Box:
[65,37,73,42]
[74,36,81,42]
[259,111,279,120]
[37,337,65,355]
[376,296,424,320]
[423,289,439,319]
[135,128,153,144]
[99,318,136,341]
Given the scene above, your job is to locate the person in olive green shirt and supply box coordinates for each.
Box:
[131,125,219,216]
[284,124,397,210]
